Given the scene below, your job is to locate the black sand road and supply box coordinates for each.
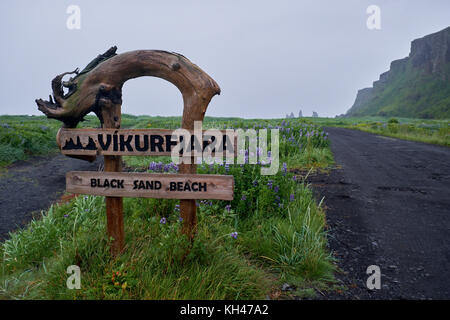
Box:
[0,155,102,241]
[310,127,450,299]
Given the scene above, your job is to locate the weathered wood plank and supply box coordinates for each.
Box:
[66,172,234,200]
[100,101,125,256]
[57,128,237,157]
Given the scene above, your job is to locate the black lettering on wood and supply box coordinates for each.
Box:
[150,135,164,152]
[166,135,178,152]
[135,135,149,151]
[113,134,118,151]
[98,134,112,150]
[119,135,133,152]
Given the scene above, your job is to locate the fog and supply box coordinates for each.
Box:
[1,0,449,118]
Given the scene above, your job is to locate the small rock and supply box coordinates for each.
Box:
[388,265,397,270]
[281,283,294,291]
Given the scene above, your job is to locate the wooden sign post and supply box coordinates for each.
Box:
[100,100,124,255]
[36,47,229,255]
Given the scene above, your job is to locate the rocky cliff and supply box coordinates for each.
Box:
[346,26,450,119]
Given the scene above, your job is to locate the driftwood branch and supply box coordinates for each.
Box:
[36,47,220,129]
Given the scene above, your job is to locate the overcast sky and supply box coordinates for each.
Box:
[0,0,449,118]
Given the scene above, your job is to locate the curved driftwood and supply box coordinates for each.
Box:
[36,47,220,130]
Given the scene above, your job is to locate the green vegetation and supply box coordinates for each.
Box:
[0,116,59,167]
[346,27,450,120]
[347,65,450,119]
[0,117,336,299]
[0,115,99,167]
[307,116,450,147]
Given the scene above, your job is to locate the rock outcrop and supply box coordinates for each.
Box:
[346,26,450,119]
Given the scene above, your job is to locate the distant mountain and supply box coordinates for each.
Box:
[346,26,450,119]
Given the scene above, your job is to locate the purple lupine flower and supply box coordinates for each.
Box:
[174,204,180,212]
[292,176,297,181]
[160,217,167,224]
[225,204,231,212]
[64,214,69,218]
[230,232,238,239]
[274,186,279,193]
[282,163,287,175]
[178,216,183,222]
[225,164,230,172]
[267,180,273,189]
[241,195,247,201]
[253,180,258,186]
[290,194,295,202]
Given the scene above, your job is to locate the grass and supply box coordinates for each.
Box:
[0,196,271,299]
[0,117,336,300]
[346,121,450,147]
[305,116,450,147]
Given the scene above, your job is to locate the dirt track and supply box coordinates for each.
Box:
[0,155,102,241]
[310,127,450,299]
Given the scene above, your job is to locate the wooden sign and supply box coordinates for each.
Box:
[67,172,234,200]
[36,47,225,255]
[57,128,237,157]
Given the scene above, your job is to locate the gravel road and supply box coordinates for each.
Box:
[310,127,450,299]
[0,154,102,241]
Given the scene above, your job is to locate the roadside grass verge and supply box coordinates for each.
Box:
[343,122,450,147]
[0,116,60,167]
[305,116,449,147]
